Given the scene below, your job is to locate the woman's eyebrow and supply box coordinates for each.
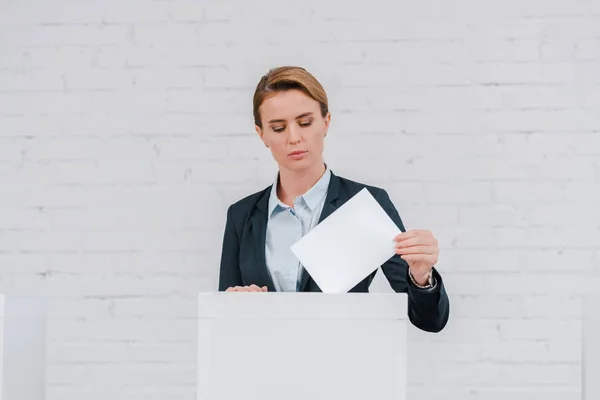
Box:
[268,112,314,124]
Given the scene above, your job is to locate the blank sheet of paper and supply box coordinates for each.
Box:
[291,188,402,293]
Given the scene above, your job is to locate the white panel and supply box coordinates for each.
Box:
[1,296,46,400]
[0,294,4,400]
[197,293,407,400]
[583,294,600,400]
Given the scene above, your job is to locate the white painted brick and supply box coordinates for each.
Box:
[39,252,208,275]
[519,0,600,17]
[473,62,579,85]
[132,22,200,45]
[526,203,600,227]
[0,46,51,69]
[46,274,195,297]
[518,249,596,272]
[464,38,517,62]
[506,86,581,108]
[434,226,496,248]
[478,109,600,132]
[426,182,493,203]
[409,387,579,400]
[576,61,600,84]
[85,91,169,114]
[0,69,64,91]
[132,67,204,90]
[171,2,206,22]
[452,295,582,318]
[48,364,196,386]
[540,40,578,61]
[340,63,471,86]
[395,204,460,227]
[470,19,549,40]
[458,204,526,227]
[165,89,247,115]
[0,1,170,25]
[493,182,565,204]
[575,39,600,60]
[102,1,174,23]
[414,361,580,385]
[333,19,470,41]
[423,340,580,363]
[1,0,598,397]
[364,41,471,64]
[202,65,261,89]
[48,341,195,364]
[564,181,600,205]
[452,318,580,344]
[0,92,81,115]
[2,24,130,46]
[334,87,423,112]
[14,136,152,161]
[8,160,155,186]
[580,88,600,112]
[64,68,133,90]
[413,317,580,344]
[444,273,594,296]
[50,319,198,342]
[499,133,581,156]
[439,249,521,272]
[45,387,195,400]
[197,21,268,45]
[492,227,600,248]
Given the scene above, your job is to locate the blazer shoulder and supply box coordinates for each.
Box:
[335,175,387,199]
[226,185,271,222]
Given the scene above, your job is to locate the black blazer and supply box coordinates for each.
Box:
[218,170,450,333]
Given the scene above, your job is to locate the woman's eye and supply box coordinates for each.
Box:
[273,127,285,133]
[299,121,312,127]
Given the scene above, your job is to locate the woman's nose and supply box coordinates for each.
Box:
[288,126,301,144]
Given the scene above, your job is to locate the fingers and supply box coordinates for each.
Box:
[395,237,437,248]
[394,229,429,241]
[396,245,437,255]
[248,284,263,292]
[400,254,437,265]
[225,285,268,293]
[395,232,437,246]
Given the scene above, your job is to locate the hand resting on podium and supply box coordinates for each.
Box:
[225,284,268,292]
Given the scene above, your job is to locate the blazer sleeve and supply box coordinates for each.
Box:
[374,188,450,333]
[218,205,244,291]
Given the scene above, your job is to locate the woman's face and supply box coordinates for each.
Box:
[256,89,330,173]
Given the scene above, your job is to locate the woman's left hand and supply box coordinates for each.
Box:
[394,229,439,286]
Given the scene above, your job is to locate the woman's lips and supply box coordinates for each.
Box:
[288,150,307,160]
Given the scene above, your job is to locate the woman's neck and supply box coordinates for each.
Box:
[277,162,326,206]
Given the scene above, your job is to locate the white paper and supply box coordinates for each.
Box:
[290,188,402,293]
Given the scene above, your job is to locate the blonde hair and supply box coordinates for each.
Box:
[253,66,329,128]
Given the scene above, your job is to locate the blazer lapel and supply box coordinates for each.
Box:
[249,189,277,292]
[298,171,341,292]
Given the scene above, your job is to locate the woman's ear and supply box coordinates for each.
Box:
[255,125,268,147]
[324,112,331,137]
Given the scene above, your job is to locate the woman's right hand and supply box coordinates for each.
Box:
[225,284,268,292]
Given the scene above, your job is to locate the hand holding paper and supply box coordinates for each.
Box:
[394,230,439,286]
[290,188,401,293]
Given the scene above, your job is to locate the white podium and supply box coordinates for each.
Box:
[197,293,407,400]
[583,294,600,400]
[0,295,46,400]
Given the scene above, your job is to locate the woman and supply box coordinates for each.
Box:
[218,66,449,333]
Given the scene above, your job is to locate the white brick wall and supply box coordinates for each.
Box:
[1,0,599,399]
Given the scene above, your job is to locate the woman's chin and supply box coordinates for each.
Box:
[281,157,316,171]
